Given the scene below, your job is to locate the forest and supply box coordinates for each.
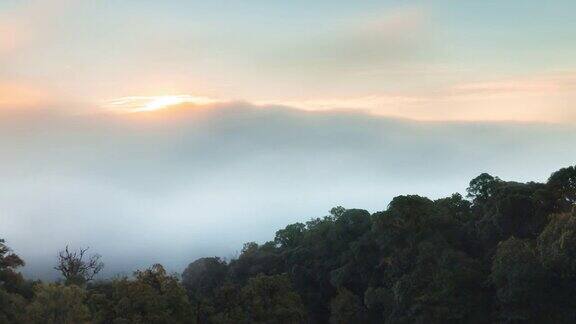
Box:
[1,165,576,323]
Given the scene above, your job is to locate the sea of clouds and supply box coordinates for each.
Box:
[1,103,575,279]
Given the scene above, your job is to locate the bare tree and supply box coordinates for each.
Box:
[54,246,104,285]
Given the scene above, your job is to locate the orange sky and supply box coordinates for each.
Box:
[1,1,576,123]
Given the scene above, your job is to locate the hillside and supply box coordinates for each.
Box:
[1,165,575,323]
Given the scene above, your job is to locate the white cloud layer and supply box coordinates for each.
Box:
[1,103,575,279]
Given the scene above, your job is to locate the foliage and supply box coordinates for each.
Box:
[94,264,193,323]
[182,257,228,300]
[25,283,90,324]
[329,288,367,324]
[0,239,29,323]
[491,238,549,322]
[0,239,26,294]
[0,289,26,323]
[547,166,576,212]
[538,211,576,277]
[240,274,307,324]
[3,164,576,323]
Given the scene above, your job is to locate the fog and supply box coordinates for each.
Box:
[1,103,575,279]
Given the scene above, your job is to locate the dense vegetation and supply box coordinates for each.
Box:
[1,165,576,323]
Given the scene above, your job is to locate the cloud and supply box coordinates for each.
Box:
[256,95,421,116]
[261,71,576,123]
[357,5,429,41]
[103,95,224,113]
[0,0,74,57]
[259,5,433,75]
[0,19,21,56]
[0,81,49,108]
[1,102,575,279]
[0,0,77,108]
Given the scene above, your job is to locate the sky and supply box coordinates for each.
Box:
[2,0,576,121]
[1,0,576,278]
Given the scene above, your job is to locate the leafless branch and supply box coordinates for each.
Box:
[54,245,104,284]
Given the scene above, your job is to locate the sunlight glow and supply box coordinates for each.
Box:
[105,95,221,113]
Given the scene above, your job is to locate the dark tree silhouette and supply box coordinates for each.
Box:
[54,246,104,285]
[548,165,576,212]
[4,165,576,323]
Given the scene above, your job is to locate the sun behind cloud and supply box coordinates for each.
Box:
[104,95,222,113]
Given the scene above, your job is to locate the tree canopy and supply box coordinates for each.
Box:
[1,164,576,323]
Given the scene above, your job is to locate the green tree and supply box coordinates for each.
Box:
[467,173,502,204]
[208,283,246,323]
[491,237,549,323]
[25,283,90,324]
[241,274,307,324]
[538,211,576,277]
[434,193,473,225]
[274,223,306,248]
[110,264,193,323]
[547,165,576,212]
[0,239,28,323]
[229,242,283,284]
[182,257,228,299]
[364,286,393,322]
[85,280,117,324]
[329,288,367,324]
[182,257,228,322]
[0,289,26,323]
[0,239,26,294]
[535,211,576,322]
[329,206,346,219]
[413,248,489,323]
